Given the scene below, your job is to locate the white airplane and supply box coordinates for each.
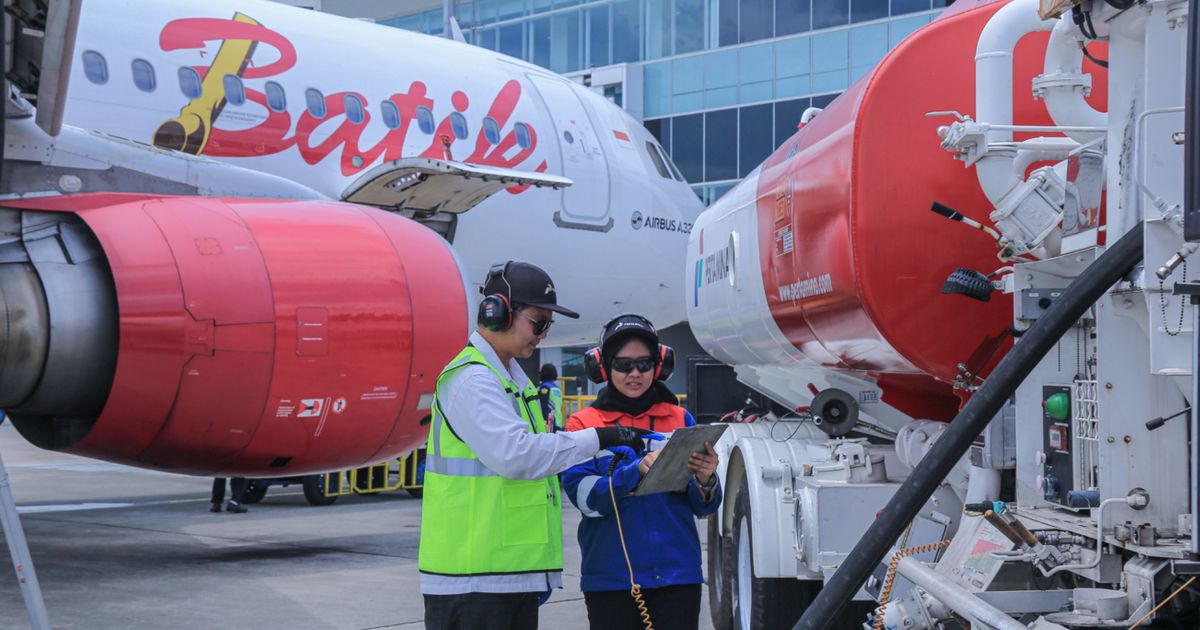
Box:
[0,0,701,476]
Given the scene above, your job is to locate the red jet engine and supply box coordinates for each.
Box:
[0,193,468,476]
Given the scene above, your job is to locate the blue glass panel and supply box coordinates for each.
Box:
[131,59,156,92]
[550,12,581,73]
[498,0,525,20]
[646,0,671,60]
[457,1,476,28]
[850,24,887,69]
[705,49,737,89]
[739,81,773,103]
[776,0,811,36]
[344,94,365,124]
[643,118,663,143]
[718,0,738,47]
[178,67,201,98]
[499,23,524,58]
[305,88,326,118]
[612,0,641,63]
[587,5,610,67]
[774,98,810,147]
[739,0,772,43]
[644,61,672,118]
[811,30,848,72]
[381,100,400,129]
[888,15,927,47]
[673,91,704,112]
[646,117,671,154]
[223,74,245,105]
[531,17,551,68]
[704,108,737,181]
[475,27,497,50]
[812,0,849,29]
[706,86,737,108]
[82,51,108,84]
[675,0,705,54]
[531,0,553,13]
[775,37,811,78]
[673,55,704,94]
[775,76,809,98]
[812,92,840,107]
[891,0,932,15]
[476,0,499,24]
[851,0,888,23]
[739,43,774,84]
[671,113,704,183]
[266,82,287,112]
[811,70,847,92]
[739,103,773,177]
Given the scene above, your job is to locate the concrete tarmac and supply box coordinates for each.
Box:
[0,424,717,629]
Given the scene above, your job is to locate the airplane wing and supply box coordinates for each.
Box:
[7,0,82,136]
[341,157,571,215]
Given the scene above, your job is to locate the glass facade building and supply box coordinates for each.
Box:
[383,1,943,202]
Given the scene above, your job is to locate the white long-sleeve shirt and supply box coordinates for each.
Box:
[419,330,601,596]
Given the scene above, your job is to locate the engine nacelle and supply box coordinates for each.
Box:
[0,193,469,476]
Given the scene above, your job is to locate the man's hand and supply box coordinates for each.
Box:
[689,442,719,486]
[596,426,663,453]
[638,450,661,475]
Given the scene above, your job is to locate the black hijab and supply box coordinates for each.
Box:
[592,380,678,417]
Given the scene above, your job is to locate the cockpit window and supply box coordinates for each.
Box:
[482,117,501,144]
[82,51,108,84]
[131,59,156,92]
[514,122,532,149]
[305,88,327,118]
[662,146,685,182]
[223,74,246,106]
[381,101,400,129]
[344,94,365,124]
[178,67,202,98]
[450,112,469,139]
[265,81,287,112]
[416,106,435,134]
[645,141,671,179]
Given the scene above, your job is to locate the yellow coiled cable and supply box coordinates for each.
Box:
[609,471,655,630]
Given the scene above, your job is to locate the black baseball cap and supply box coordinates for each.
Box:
[483,261,580,319]
[600,314,659,360]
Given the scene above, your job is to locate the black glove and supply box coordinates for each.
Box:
[595,426,655,453]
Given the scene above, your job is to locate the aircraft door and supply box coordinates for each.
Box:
[527,74,613,231]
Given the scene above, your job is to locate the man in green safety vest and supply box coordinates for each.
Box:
[419,260,658,630]
[537,364,563,432]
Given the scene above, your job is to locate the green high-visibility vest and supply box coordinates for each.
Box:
[418,345,564,577]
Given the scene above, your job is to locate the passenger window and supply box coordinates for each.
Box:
[223,74,245,106]
[514,122,532,149]
[344,94,365,124]
[305,88,327,118]
[131,59,156,92]
[645,141,671,179]
[82,50,108,84]
[178,67,202,99]
[265,81,287,113]
[450,112,469,139]
[482,117,501,144]
[381,101,400,129]
[416,106,435,134]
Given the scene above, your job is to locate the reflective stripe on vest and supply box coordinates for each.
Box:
[418,345,564,577]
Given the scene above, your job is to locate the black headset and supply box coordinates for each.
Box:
[478,262,514,331]
[583,314,675,384]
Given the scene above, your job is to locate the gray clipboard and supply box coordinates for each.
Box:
[629,424,728,496]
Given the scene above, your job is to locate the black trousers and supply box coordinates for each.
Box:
[583,583,702,630]
[423,592,539,630]
[210,477,249,504]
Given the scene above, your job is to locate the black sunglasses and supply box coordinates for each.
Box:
[519,311,554,335]
[611,356,656,374]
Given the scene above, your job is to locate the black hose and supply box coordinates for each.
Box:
[793,222,1146,630]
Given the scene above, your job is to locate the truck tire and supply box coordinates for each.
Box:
[730,487,810,630]
[302,474,339,506]
[708,515,734,630]
[240,481,268,504]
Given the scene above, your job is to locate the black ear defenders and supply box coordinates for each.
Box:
[583,314,675,383]
[478,262,513,331]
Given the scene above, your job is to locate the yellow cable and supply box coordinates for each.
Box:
[1127,576,1196,629]
[873,539,951,630]
[609,472,655,630]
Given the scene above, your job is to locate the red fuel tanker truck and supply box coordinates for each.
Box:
[687,0,1199,627]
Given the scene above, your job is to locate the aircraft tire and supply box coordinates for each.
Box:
[302,474,339,506]
[241,481,268,504]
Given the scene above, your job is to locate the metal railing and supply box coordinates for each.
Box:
[323,451,424,497]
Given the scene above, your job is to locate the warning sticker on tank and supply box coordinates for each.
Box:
[774,226,793,257]
[333,398,347,414]
[298,398,326,418]
[361,386,399,401]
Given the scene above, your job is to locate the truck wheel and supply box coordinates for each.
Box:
[708,515,734,630]
[731,487,811,630]
[240,481,268,504]
[302,474,339,506]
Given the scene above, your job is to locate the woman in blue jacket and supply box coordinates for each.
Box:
[562,314,722,630]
